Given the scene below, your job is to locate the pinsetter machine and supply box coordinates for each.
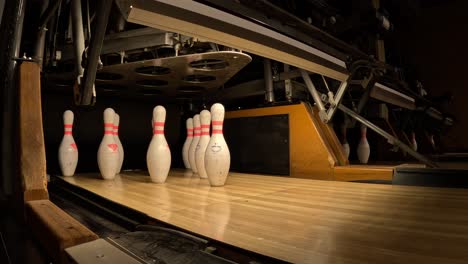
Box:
[38,0,452,172]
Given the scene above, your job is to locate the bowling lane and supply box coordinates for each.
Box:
[59,170,468,264]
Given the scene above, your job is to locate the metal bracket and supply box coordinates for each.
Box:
[300,69,348,123]
[325,79,348,122]
[300,69,328,121]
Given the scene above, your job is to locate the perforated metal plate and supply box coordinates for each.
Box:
[95,51,251,97]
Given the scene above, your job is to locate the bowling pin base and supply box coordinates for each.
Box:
[101,175,116,180]
[209,183,226,187]
[150,179,166,184]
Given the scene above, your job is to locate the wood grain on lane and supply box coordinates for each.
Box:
[61,170,468,264]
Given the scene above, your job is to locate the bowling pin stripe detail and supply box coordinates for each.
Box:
[194,127,201,136]
[113,125,119,136]
[64,124,73,135]
[153,121,165,135]
[104,123,114,135]
[187,128,194,138]
[212,121,223,134]
[201,124,210,136]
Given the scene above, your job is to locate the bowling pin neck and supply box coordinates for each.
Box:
[186,118,194,138]
[64,124,73,135]
[153,121,165,136]
[113,125,119,136]
[212,121,223,135]
[360,126,367,139]
[201,124,210,136]
[193,127,201,137]
[104,122,114,136]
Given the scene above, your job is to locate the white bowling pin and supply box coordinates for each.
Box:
[58,110,78,176]
[357,124,370,164]
[205,103,230,186]
[147,106,171,183]
[195,110,211,179]
[340,123,350,159]
[342,143,350,159]
[113,114,124,173]
[410,132,417,152]
[182,118,193,169]
[97,108,119,180]
[189,115,201,174]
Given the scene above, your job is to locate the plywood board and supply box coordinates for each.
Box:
[226,103,334,180]
[19,62,48,201]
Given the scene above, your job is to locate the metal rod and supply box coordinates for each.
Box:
[38,0,62,31]
[48,0,61,67]
[300,69,328,121]
[86,0,91,37]
[284,64,292,102]
[263,59,275,103]
[325,80,347,121]
[71,0,85,77]
[80,0,112,105]
[34,0,49,68]
[338,104,438,168]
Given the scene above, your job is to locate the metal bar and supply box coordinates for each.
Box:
[104,27,166,40]
[38,0,62,31]
[80,0,113,105]
[326,80,348,121]
[274,69,301,81]
[100,33,173,55]
[300,69,328,121]
[263,58,275,103]
[284,64,292,102]
[71,0,85,77]
[34,0,49,68]
[370,82,416,110]
[338,104,438,168]
[116,0,349,81]
[207,0,367,59]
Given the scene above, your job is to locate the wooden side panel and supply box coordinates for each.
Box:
[25,200,99,263]
[226,103,334,180]
[334,165,394,181]
[19,62,48,201]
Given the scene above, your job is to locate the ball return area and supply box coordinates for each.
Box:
[6,0,466,263]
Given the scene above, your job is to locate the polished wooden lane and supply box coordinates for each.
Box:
[61,170,468,263]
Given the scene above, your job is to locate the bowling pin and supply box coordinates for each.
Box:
[428,133,436,150]
[410,131,417,152]
[182,118,193,169]
[357,124,370,164]
[189,114,201,174]
[97,108,119,180]
[113,114,124,173]
[195,110,211,179]
[58,110,78,176]
[147,106,171,183]
[205,103,230,187]
[340,123,350,159]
